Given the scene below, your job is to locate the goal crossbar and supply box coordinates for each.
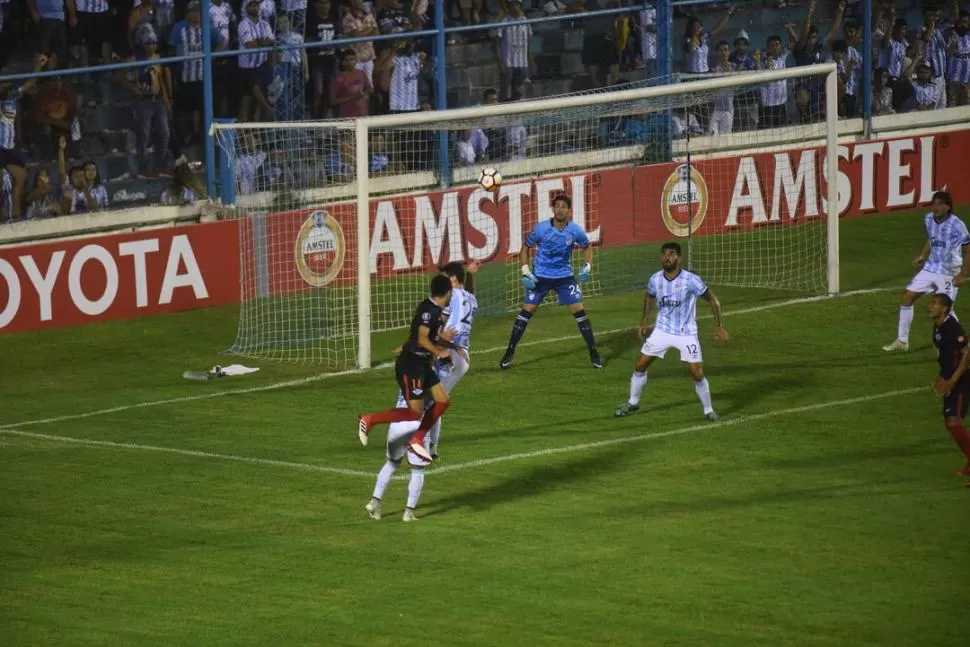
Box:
[212,63,839,370]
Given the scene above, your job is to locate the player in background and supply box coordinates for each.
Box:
[615,242,729,420]
[500,194,601,369]
[928,293,970,482]
[365,262,479,522]
[357,274,457,464]
[884,191,970,352]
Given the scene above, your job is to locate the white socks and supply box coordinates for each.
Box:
[372,460,397,501]
[897,305,914,343]
[628,371,648,406]
[694,377,714,415]
[406,468,425,509]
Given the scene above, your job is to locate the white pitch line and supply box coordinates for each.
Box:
[0,385,925,479]
[0,287,894,431]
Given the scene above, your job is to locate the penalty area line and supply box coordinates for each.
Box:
[0,287,894,431]
[0,385,924,479]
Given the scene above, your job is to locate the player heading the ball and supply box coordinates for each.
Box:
[500,193,602,369]
[884,191,969,353]
[357,274,459,463]
[615,242,728,421]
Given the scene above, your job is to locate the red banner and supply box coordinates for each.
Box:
[3,129,966,333]
[0,220,239,334]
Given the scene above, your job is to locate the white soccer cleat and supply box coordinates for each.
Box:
[408,441,433,463]
[403,508,419,522]
[365,499,381,520]
[882,339,910,352]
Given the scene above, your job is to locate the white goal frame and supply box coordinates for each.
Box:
[213,63,839,370]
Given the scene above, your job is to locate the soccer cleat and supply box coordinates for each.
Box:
[365,499,382,520]
[614,402,639,417]
[408,441,434,463]
[357,415,371,446]
[881,339,909,352]
[403,508,419,522]
[706,411,720,422]
[590,350,603,369]
[499,350,515,369]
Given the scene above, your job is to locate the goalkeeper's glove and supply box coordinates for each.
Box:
[521,264,538,290]
[578,262,591,283]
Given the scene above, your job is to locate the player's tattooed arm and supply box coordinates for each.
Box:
[913,239,931,267]
[701,290,730,340]
[638,293,655,341]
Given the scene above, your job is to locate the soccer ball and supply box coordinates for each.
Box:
[478,168,503,192]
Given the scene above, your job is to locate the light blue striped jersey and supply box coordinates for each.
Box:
[647,269,708,336]
[444,287,478,350]
[0,86,20,150]
[924,212,970,276]
[525,219,590,280]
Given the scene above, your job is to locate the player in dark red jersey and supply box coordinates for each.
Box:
[928,293,970,483]
[357,274,456,463]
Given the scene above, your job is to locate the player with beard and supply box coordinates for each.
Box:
[615,242,729,420]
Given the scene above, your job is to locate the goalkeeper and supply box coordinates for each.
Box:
[500,194,602,369]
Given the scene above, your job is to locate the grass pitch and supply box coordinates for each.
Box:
[1,209,968,646]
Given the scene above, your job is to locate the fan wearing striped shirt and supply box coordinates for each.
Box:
[170,1,225,148]
[0,55,46,220]
[615,242,728,421]
[493,0,532,101]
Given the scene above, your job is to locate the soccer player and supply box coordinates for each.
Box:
[357,274,457,464]
[500,194,601,369]
[615,242,728,420]
[365,262,479,522]
[927,293,970,481]
[884,191,970,352]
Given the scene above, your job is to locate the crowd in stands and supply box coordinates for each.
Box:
[0,0,968,221]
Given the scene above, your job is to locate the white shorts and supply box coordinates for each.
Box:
[640,329,703,363]
[906,269,959,300]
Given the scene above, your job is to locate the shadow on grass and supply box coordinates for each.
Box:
[420,444,636,518]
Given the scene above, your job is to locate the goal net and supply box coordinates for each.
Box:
[213,63,838,370]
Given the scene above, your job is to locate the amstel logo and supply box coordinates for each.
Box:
[660,164,709,237]
[294,209,345,287]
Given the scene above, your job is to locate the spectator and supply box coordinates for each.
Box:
[710,40,734,134]
[458,0,483,37]
[0,55,45,221]
[787,0,842,122]
[251,52,284,121]
[208,0,236,117]
[330,49,372,118]
[376,0,410,35]
[169,1,225,147]
[880,13,913,111]
[119,30,173,178]
[25,76,78,155]
[128,0,161,54]
[831,39,858,117]
[24,169,61,219]
[916,4,948,108]
[234,134,268,195]
[241,0,275,27]
[82,158,108,205]
[639,2,657,78]
[731,31,758,131]
[494,0,533,101]
[236,0,275,122]
[755,35,789,128]
[134,0,175,45]
[682,4,734,75]
[911,60,941,110]
[341,0,378,84]
[307,0,339,118]
[58,137,108,213]
[873,67,895,115]
[275,15,309,120]
[947,8,970,107]
[160,163,206,205]
[74,0,112,69]
[28,0,76,70]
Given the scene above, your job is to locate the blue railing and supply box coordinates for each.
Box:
[0,0,884,203]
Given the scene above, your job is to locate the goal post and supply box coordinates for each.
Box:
[213,63,839,370]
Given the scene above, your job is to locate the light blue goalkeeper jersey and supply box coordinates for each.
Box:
[525,219,590,280]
